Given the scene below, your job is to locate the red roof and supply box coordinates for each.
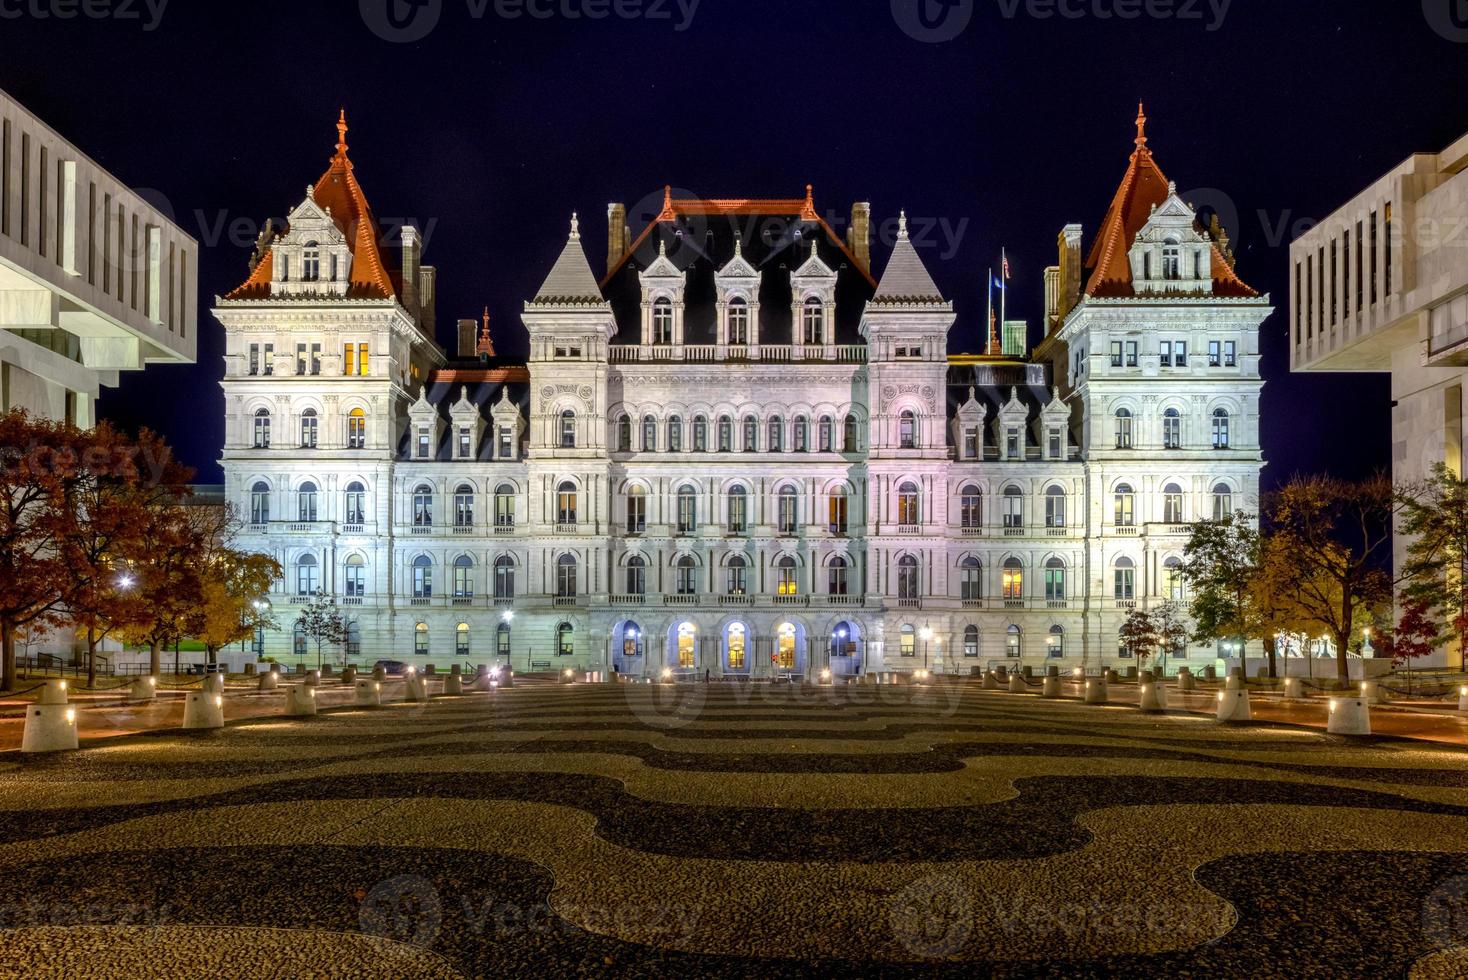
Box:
[225,111,395,301]
[1084,105,1258,300]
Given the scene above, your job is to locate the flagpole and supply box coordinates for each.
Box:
[1000,248,1008,351]
[986,267,994,356]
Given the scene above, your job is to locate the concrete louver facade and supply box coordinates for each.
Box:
[217,110,1270,675]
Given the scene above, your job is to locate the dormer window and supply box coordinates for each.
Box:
[302,242,321,282]
[802,297,824,345]
[1162,239,1181,280]
[653,298,673,346]
[728,298,749,346]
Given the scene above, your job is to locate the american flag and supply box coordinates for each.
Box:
[1003,254,1011,280]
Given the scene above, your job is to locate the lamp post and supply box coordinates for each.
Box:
[919,623,933,674]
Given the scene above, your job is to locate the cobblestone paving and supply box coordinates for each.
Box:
[3,680,1468,977]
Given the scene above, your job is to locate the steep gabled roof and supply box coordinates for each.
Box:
[870,212,947,306]
[225,111,395,301]
[529,214,608,306]
[1084,105,1258,300]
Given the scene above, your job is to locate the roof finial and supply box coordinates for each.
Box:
[477,307,496,358]
[658,184,675,219]
[569,212,580,241]
[335,108,349,158]
[733,235,742,257]
[1134,101,1148,150]
[898,210,909,242]
[659,236,667,257]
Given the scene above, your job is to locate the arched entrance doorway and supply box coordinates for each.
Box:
[829,621,862,676]
[773,622,806,676]
[613,620,644,675]
[672,621,697,672]
[724,623,749,674]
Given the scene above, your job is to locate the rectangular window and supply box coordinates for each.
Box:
[1356,219,1364,311]
[1384,201,1393,296]
[417,427,430,459]
[344,344,356,377]
[1305,255,1314,336]
[310,343,322,375]
[1369,211,1378,305]
[1006,428,1020,459]
[1048,429,1061,460]
[1343,229,1351,320]
[498,427,512,459]
[1329,239,1338,326]
[1109,341,1122,367]
[964,427,979,460]
[458,427,471,459]
[248,344,259,376]
[1125,341,1138,367]
[296,343,307,375]
[1159,341,1171,365]
[1294,261,1303,345]
[1224,341,1237,367]
[1208,340,1221,367]
[1174,341,1187,367]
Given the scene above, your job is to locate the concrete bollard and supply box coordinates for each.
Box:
[129,676,158,701]
[1022,665,1034,679]
[1458,685,1468,712]
[22,680,79,753]
[1283,677,1305,700]
[372,665,387,682]
[1359,680,1389,705]
[443,673,465,695]
[354,679,382,707]
[1328,696,1372,735]
[1216,689,1252,723]
[321,664,334,678]
[1177,671,1197,692]
[405,669,428,702]
[257,672,278,692]
[182,691,224,730]
[294,663,306,676]
[499,667,515,689]
[1203,665,1217,681]
[1084,678,1109,704]
[1225,673,1243,691]
[244,663,257,676]
[472,665,496,692]
[202,673,224,695]
[269,663,281,676]
[982,672,1000,691]
[1139,672,1168,712]
[1042,674,1062,698]
[285,685,317,716]
[1123,666,1138,680]
[340,667,357,685]
[1104,669,1120,684]
[303,670,320,687]
[1007,672,1027,694]
[425,664,437,677]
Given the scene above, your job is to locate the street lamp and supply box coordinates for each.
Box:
[919,624,933,673]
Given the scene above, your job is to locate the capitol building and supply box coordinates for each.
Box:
[215,108,1271,677]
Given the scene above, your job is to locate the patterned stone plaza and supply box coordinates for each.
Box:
[4,679,1468,976]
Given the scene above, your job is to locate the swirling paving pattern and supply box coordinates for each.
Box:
[5,680,1468,976]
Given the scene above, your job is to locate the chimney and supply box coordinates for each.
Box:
[457,318,476,358]
[1058,224,1084,320]
[848,202,871,270]
[401,224,421,321]
[418,265,436,337]
[607,203,627,272]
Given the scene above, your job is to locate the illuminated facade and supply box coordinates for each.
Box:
[217,109,1269,674]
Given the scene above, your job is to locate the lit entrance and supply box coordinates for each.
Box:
[677,622,697,668]
[776,623,796,670]
[727,624,747,671]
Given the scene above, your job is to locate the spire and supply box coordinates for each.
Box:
[530,217,608,306]
[333,108,351,168]
[477,307,496,358]
[657,185,675,220]
[570,211,580,241]
[1134,101,1147,152]
[871,210,946,306]
[800,183,817,219]
[897,210,909,242]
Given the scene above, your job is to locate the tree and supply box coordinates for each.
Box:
[0,410,86,692]
[1151,600,1190,673]
[1182,512,1267,671]
[1398,462,1468,665]
[294,591,346,668]
[188,547,281,662]
[1118,609,1159,666]
[1266,474,1398,686]
[112,497,206,675]
[1392,594,1439,695]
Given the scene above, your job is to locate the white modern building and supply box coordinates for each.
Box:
[0,87,196,423]
[1291,126,1468,668]
[217,108,1270,676]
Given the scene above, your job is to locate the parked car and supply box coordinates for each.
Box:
[374,659,408,676]
[185,663,225,676]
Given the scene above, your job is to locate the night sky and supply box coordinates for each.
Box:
[3,0,1463,484]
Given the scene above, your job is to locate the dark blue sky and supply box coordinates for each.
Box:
[4,0,1464,483]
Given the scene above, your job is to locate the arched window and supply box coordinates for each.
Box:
[626,485,646,534]
[347,407,366,449]
[494,556,515,599]
[556,554,578,598]
[453,555,474,598]
[556,481,577,526]
[668,415,683,453]
[560,410,577,449]
[692,415,708,452]
[1115,408,1133,449]
[727,485,748,534]
[625,555,646,596]
[717,415,733,452]
[494,483,515,528]
[616,415,632,452]
[1047,625,1065,659]
[1212,408,1232,449]
[1164,556,1185,601]
[897,555,920,600]
[843,414,858,453]
[1212,483,1234,521]
[497,622,511,659]
[675,554,698,596]
[1163,483,1185,524]
[802,296,825,345]
[1002,558,1023,601]
[743,415,758,452]
[456,622,471,658]
[727,623,748,670]
[726,554,748,595]
[828,485,849,534]
[1045,557,1066,602]
[250,481,270,525]
[677,622,697,668]
[899,624,916,658]
[652,298,673,345]
[298,481,318,522]
[1045,485,1066,528]
[557,621,575,657]
[302,241,320,281]
[727,297,749,345]
[344,481,365,525]
[831,622,857,659]
[963,625,979,658]
[960,484,983,529]
[1162,408,1182,449]
[828,555,849,596]
[777,485,799,535]
[299,408,318,448]
[412,555,432,598]
[899,410,917,449]
[415,621,429,657]
[1002,485,1023,529]
[775,622,797,670]
[776,555,799,596]
[295,554,319,596]
[793,416,808,452]
[253,408,271,448]
[643,415,657,452]
[1114,483,1135,527]
[960,556,982,601]
[1006,624,1021,658]
[676,485,698,534]
[1162,238,1181,280]
[344,554,365,597]
[454,484,475,528]
[768,416,784,453]
[1114,556,1136,600]
[412,484,433,527]
[818,416,834,453]
[622,621,643,660]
